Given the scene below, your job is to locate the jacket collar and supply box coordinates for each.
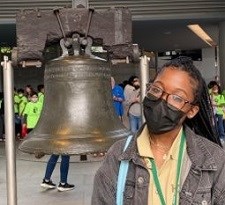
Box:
[119,124,219,171]
[184,126,217,171]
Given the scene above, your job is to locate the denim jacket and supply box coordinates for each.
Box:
[92,125,225,205]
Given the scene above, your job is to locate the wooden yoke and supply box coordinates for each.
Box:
[13,7,140,65]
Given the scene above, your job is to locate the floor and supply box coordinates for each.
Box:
[0,141,103,205]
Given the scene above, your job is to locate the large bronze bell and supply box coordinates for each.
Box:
[19,54,130,155]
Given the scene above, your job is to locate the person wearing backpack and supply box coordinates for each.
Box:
[92,57,225,205]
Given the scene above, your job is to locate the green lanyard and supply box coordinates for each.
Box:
[149,131,186,205]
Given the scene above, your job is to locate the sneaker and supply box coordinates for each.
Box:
[57,183,75,192]
[40,179,56,189]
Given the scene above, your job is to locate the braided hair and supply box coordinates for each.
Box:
[158,56,220,145]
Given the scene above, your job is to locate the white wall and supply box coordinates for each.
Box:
[157,47,219,85]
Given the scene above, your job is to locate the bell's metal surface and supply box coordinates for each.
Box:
[19,54,130,155]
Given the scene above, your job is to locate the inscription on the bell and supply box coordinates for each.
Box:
[45,64,111,80]
[46,64,110,73]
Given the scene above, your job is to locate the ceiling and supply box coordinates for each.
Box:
[132,19,220,52]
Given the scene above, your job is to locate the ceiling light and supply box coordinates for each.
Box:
[187,24,217,47]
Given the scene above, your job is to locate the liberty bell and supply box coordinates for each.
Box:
[19,35,131,156]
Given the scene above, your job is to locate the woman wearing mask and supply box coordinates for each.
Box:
[92,57,225,205]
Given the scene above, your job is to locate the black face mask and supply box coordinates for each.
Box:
[143,96,185,134]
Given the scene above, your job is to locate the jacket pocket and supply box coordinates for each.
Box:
[192,188,211,205]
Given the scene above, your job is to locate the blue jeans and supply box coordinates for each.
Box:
[44,154,70,183]
[216,114,225,141]
[129,113,142,134]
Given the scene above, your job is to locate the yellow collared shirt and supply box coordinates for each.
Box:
[137,126,185,205]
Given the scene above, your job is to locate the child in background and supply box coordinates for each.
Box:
[22,92,43,133]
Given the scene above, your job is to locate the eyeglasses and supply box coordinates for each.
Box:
[146,83,193,110]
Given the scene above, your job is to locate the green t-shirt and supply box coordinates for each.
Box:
[213,94,225,115]
[23,101,43,128]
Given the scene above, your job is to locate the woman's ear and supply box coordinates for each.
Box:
[187,105,199,119]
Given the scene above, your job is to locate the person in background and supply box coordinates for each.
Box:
[208,81,225,144]
[24,84,33,101]
[22,92,42,133]
[92,56,225,205]
[122,77,135,129]
[36,84,74,192]
[111,77,124,121]
[124,76,142,133]
[40,154,74,192]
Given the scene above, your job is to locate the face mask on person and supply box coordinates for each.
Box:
[143,96,185,134]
